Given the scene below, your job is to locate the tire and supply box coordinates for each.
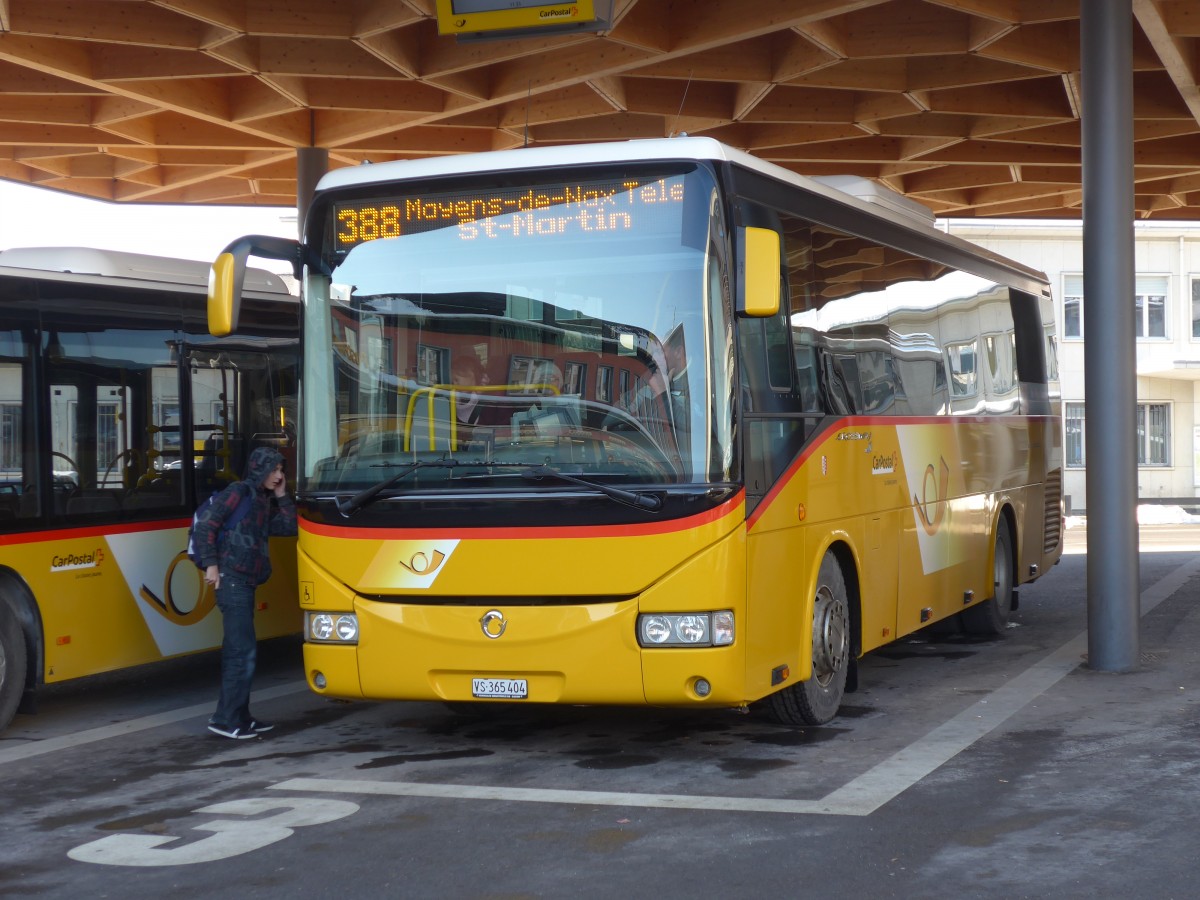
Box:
[960,524,1014,636]
[0,601,28,733]
[768,552,851,726]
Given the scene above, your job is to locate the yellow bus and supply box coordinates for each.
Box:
[0,247,300,732]
[209,138,1063,725]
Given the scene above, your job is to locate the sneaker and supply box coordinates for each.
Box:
[207,723,258,740]
[248,718,274,734]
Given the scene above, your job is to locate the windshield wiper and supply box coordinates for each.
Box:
[335,459,466,516]
[521,464,663,512]
[334,458,663,516]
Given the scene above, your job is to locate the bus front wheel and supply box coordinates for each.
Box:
[0,600,28,733]
[768,552,850,726]
[961,525,1014,637]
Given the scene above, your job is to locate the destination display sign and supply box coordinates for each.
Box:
[332,177,686,252]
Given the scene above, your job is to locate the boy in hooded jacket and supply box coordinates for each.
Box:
[193,445,298,739]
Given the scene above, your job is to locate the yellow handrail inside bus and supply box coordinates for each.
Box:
[403,386,460,452]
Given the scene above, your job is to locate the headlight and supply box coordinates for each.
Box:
[637,611,734,647]
[307,612,359,644]
[310,613,334,641]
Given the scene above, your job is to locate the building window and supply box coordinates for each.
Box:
[1137,402,1170,466]
[1063,274,1168,339]
[945,340,977,396]
[1191,276,1200,338]
[1134,276,1168,338]
[1065,402,1085,468]
[0,403,20,471]
[1066,401,1171,468]
[1063,274,1082,339]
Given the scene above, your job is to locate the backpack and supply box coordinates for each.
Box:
[186,487,253,569]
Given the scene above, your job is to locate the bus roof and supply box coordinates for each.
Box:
[318,137,905,212]
[0,246,293,296]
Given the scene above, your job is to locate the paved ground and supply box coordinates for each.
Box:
[1,523,1197,899]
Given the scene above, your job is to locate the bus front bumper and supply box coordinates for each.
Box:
[303,598,749,708]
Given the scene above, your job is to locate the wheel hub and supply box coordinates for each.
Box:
[812,585,849,687]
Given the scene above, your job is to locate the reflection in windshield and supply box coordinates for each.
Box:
[300,167,729,494]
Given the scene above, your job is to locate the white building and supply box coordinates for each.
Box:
[945,219,1200,515]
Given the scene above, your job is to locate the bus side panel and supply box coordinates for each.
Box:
[746,421,905,689]
[747,509,902,697]
[743,522,807,700]
[859,509,900,655]
[894,420,1023,635]
[9,527,297,684]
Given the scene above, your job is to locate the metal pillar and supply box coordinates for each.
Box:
[1081,0,1140,671]
[296,146,329,239]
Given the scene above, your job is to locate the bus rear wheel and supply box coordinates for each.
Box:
[0,601,28,732]
[961,525,1014,636]
[768,553,850,726]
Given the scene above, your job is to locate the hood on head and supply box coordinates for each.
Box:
[244,445,284,488]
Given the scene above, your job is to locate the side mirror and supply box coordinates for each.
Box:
[207,235,303,336]
[737,226,782,318]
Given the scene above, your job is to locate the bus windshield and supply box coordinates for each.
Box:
[299,164,734,495]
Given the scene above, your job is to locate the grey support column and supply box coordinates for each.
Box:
[1081,0,1140,670]
[296,147,329,239]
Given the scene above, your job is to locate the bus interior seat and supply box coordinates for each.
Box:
[201,432,242,483]
[406,394,457,452]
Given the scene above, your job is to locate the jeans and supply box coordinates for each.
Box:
[212,575,258,729]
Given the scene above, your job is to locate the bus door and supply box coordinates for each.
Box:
[186,346,297,504]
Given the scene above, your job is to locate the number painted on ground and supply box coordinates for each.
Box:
[67,797,359,866]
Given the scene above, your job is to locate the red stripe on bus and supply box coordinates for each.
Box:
[300,493,746,541]
[0,518,188,546]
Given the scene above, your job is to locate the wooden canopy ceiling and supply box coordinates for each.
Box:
[1,0,1199,219]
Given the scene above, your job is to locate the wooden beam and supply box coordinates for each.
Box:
[356,27,421,78]
[339,124,506,154]
[901,163,1017,193]
[772,31,840,82]
[13,3,207,49]
[928,77,1076,117]
[151,0,246,33]
[1130,3,1200,125]
[530,111,669,142]
[305,78,445,113]
[0,95,90,125]
[587,76,628,112]
[352,1,424,38]
[256,36,400,78]
[977,21,1078,72]
[629,37,777,83]
[498,85,616,129]
[91,46,241,82]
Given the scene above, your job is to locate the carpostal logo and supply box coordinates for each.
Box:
[871,452,897,475]
[51,547,105,572]
[539,6,579,20]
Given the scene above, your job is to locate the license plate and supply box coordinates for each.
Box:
[471,677,528,699]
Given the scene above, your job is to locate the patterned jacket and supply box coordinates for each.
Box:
[193,446,298,585]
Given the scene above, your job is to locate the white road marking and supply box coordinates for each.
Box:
[10,556,1197,818]
[271,556,1200,817]
[0,682,308,766]
[271,777,839,816]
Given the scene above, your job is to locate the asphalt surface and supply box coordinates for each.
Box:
[1,523,1198,899]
